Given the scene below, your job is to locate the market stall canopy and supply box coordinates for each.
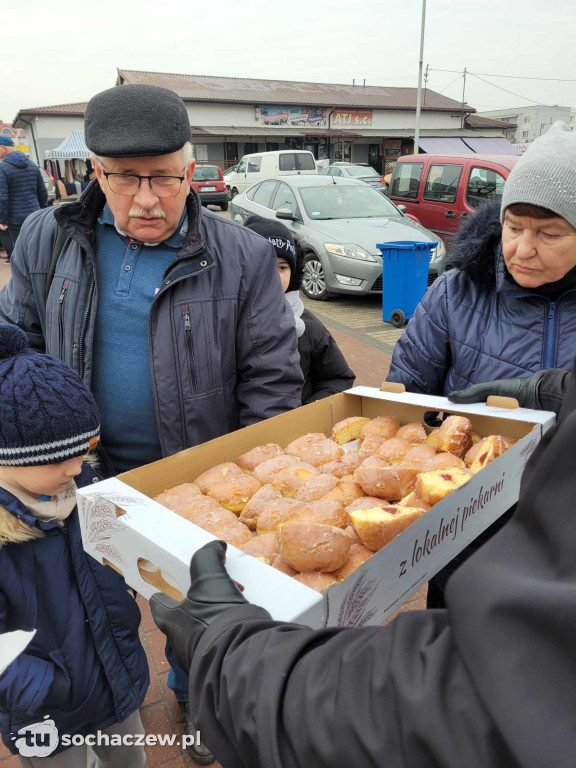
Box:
[45,131,91,160]
[461,136,522,155]
[418,137,474,154]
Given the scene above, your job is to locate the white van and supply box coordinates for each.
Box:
[226,150,317,198]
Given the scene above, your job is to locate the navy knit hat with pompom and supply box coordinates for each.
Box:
[0,324,100,466]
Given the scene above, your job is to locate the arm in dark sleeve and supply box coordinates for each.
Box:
[0,167,8,224]
[0,210,52,351]
[190,369,576,768]
[303,315,355,404]
[36,168,48,208]
[387,275,451,395]
[235,242,303,424]
[189,606,505,768]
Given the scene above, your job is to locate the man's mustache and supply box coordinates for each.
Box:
[128,207,166,219]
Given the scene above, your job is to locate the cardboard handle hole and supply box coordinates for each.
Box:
[486,395,520,410]
[137,558,184,601]
[380,381,406,394]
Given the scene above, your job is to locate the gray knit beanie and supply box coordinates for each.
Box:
[501,122,576,228]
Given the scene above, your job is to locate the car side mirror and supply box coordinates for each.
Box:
[397,204,407,213]
[276,208,295,221]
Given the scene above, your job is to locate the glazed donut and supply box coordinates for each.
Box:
[239,531,279,564]
[272,462,320,497]
[320,453,364,478]
[436,415,473,459]
[415,469,472,506]
[289,499,349,529]
[332,543,374,580]
[331,417,371,445]
[256,498,306,534]
[238,443,284,472]
[271,555,299,577]
[358,436,386,459]
[322,475,365,506]
[426,428,440,448]
[403,444,437,469]
[397,491,431,513]
[469,435,516,474]
[295,473,338,502]
[375,437,412,465]
[354,456,419,500]
[349,505,427,552]
[396,422,427,444]
[194,463,245,494]
[154,483,203,512]
[239,484,283,530]
[206,474,262,513]
[179,503,239,533]
[277,521,352,573]
[216,521,252,548]
[285,434,343,467]
[360,416,400,441]
[253,455,303,484]
[293,572,338,592]
[345,496,392,513]
[423,452,466,472]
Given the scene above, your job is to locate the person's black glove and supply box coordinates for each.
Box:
[150,540,247,673]
[448,371,546,410]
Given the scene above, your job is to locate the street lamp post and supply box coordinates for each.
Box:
[413,0,427,155]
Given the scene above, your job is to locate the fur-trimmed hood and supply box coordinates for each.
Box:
[0,504,42,548]
[447,202,502,287]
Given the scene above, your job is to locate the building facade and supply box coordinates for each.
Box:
[477,104,572,144]
[14,71,514,172]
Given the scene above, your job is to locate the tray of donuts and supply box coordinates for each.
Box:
[147,413,525,590]
[79,388,555,627]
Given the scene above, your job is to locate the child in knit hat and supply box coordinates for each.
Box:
[244,216,355,403]
[0,324,148,767]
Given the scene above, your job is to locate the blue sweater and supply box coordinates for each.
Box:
[91,205,187,472]
[0,152,47,225]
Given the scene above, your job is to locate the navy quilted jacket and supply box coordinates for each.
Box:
[0,152,48,226]
[0,464,149,755]
[388,203,576,395]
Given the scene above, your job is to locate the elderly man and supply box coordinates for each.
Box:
[0,135,48,264]
[0,84,303,764]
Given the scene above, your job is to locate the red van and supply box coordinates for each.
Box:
[191,165,228,211]
[389,154,519,246]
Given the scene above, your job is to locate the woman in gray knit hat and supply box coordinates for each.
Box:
[386,121,576,608]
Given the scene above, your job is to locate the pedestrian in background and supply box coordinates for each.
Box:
[387,121,576,608]
[0,137,48,265]
[244,215,355,403]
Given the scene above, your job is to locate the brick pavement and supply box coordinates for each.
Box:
[0,261,426,767]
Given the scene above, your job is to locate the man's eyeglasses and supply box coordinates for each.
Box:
[101,168,187,198]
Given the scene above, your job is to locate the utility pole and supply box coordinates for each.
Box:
[461,67,467,129]
[413,0,427,155]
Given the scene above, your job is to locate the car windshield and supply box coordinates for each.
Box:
[223,166,236,175]
[193,167,221,181]
[299,184,402,220]
[345,166,379,178]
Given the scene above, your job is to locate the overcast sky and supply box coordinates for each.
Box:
[2,0,575,123]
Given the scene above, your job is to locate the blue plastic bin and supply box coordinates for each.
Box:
[376,240,438,327]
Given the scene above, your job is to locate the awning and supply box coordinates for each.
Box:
[45,131,90,159]
[418,137,474,154]
[461,137,522,155]
[191,127,360,138]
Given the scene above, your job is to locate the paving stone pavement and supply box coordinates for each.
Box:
[0,254,427,767]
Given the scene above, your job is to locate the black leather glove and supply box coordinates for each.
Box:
[150,540,247,673]
[448,371,546,410]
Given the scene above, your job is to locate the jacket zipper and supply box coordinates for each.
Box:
[78,278,95,381]
[57,279,69,357]
[542,301,558,369]
[181,304,197,390]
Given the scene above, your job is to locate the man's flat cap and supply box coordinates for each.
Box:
[85,84,191,158]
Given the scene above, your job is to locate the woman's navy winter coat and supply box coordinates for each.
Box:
[0,152,48,226]
[388,203,576,394]
[0,464,148,755]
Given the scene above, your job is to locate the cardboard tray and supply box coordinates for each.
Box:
[77,387,555,628]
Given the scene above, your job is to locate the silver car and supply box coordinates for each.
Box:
[231,175,446,300]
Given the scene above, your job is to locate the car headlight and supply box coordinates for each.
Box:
[324,243,377,262]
